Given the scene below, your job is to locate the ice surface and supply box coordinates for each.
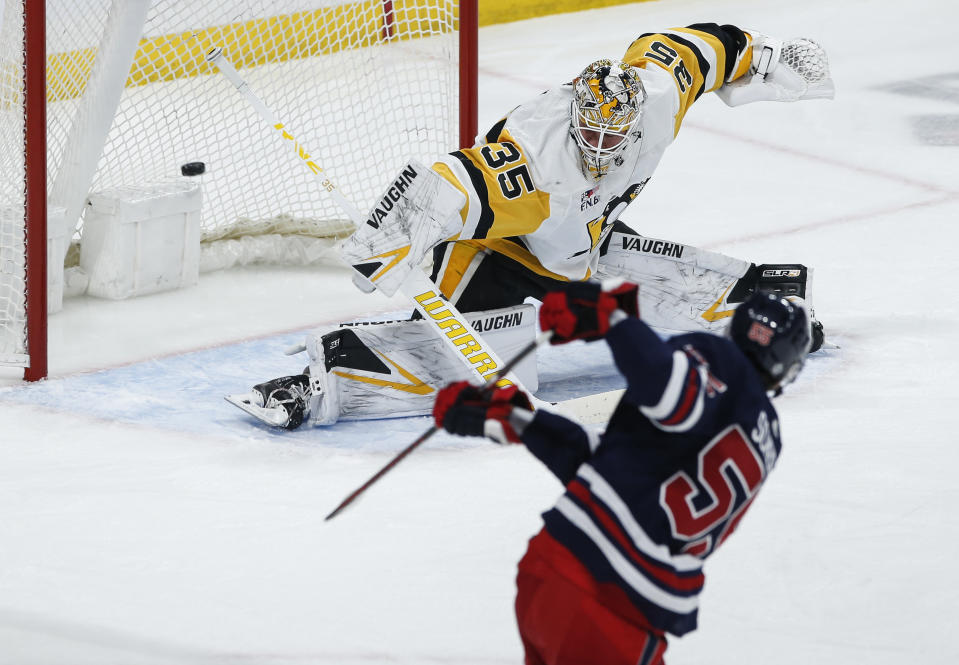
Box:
[2,0,958,663]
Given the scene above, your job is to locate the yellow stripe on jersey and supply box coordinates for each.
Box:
[436,242,485,298]
[432,128,569,280]
[624,34,704,135]
[728,32,755,82]
[432,161,472,229]
[624,28,742,136]
[470,238,589,282]
[447,131,552,241]
[671,28,727,93]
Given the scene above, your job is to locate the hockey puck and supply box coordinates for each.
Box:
[180,161,206,176]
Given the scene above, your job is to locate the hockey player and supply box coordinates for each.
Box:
[432,283,812,664]
[231,22,832,429]
[341,22,833,331]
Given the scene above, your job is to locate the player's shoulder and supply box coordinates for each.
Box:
[632,65,681,145]
[496,86,584,189]
[667,331,758,389]
[669,332,779,434]
[667,330,738,358]
[635,63,678,100]
[505,86,572,121]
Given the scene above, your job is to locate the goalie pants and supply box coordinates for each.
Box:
[515,530,668,665]
[429,240,569,312]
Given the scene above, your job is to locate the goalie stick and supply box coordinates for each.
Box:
[208,48,625,452]
[324,330,554,521]
[206,47,529,394]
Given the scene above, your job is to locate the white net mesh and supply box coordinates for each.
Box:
[781,38,830,84]
[1,0,462,369]
[0,0,27,364]
[50,0,459,247]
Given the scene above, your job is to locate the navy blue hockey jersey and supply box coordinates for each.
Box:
[522,317,783,636]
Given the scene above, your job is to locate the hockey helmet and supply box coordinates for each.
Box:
[570,59,645,179]
[729,291,812,392]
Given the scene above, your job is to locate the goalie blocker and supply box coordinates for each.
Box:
[226,304,538,429]
[340,160,466,298]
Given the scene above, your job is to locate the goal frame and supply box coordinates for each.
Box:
[22,0,47,381]
[15,0,478,382]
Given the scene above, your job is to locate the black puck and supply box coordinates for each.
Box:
[181,161,206,176]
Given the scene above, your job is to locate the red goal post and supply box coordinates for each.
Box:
[1,0,478,382]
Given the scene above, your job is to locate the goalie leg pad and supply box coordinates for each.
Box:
[728,263,812,304]
[728,264,825,352]
[598,233,826,349]
[303,304,538,426]
[597,231,753,334]
[304,337,342,426]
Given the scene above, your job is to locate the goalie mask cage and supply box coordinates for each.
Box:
[0,0,478,381]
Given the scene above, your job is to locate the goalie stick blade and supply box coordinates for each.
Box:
[225,393,291,427]
[551,389,625,425]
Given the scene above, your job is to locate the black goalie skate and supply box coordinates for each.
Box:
[226,374,311,430]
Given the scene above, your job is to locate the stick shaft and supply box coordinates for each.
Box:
[206,47,363,222]
[207,47,547,519]
[207,47,526,389]
[324,426,437,521]
[323,330,552,521]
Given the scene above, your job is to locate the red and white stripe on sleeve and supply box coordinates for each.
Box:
[639,350,709,432]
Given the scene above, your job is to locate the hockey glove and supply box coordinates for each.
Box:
[539,280,639,344]
[433,381,534,444]
[339,160,466,297]
[717,34,835,107]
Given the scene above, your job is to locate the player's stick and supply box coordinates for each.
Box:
[206,47,527,392]
[324,330,553,521]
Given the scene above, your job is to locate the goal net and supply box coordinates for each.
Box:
[0,0,474,379]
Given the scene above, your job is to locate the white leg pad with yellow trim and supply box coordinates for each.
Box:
[597,232,753,335]
[300,304,538,426]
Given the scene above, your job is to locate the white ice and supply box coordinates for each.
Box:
[2,0,958,662]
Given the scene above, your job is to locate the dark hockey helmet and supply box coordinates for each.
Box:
[729,291,812,392]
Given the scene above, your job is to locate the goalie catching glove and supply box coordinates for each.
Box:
[539,280,640,344]
[717,33,835,106]
[339,160,466,296]
[433,381,535,444]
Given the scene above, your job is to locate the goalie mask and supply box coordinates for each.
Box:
[570,59,646,179]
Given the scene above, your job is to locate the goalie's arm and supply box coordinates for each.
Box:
[340,135,551,297]
[623,23,833,133]
[432,135,552,243]
[623,24,753,135]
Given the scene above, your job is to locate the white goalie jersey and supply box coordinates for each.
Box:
[421,26,830,291]
[340,24,830,323]
[430,26,762,284]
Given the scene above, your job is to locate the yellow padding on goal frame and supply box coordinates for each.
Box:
[44,1,454,103]
[478,0,651,27]
[44,0,652,103]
